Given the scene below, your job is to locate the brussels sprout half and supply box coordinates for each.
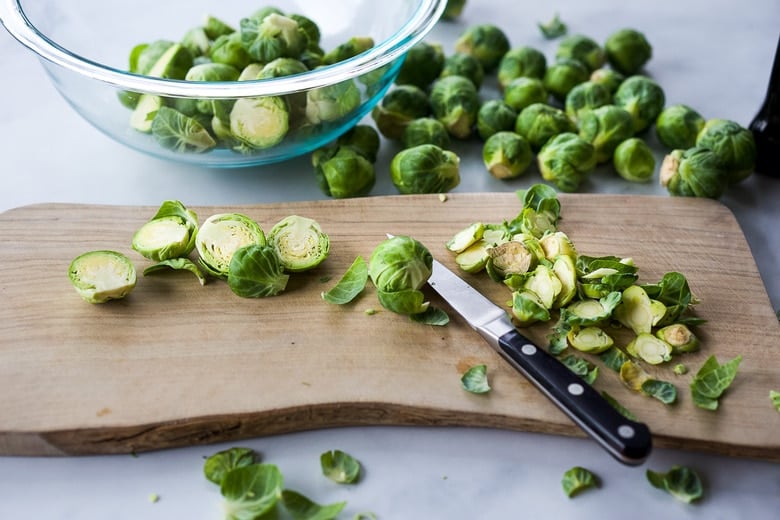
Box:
[196,213,266,278]
[132,200,199,261]
[68,250,137,303]
[268,215,330,272]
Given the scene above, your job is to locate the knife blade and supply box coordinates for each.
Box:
[427,255,652,466]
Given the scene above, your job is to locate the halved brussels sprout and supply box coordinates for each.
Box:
[230,96,289,150]
[196,213,266,278]
[614,285,662,335]
[68,250,137,303]
[446,222,485,254]
[656,324,700,354]
[567,326,614,354]
[132,200,199,261]
[267,215,329,272]
[511,289,550,326]
[486,240,538,280]
[551,254,577,308]
[539,231,577,262]
[626,333,673,364]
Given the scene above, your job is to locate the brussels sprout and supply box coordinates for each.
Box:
[486,240,538,280]
[482,131,533,179]
[250,6,284,21]
[555,34,606,72]
[134,41,189,77]
[184,63,242,116]
[613,75,666,133]
[396,41,445,90]
[562,294,622,328]
[589,68,625,94]
[537,132,597,192]
[440,52,485,89]
[655,104,705,149]
[605,28,652,75]
[371,85,430,140]
[227,244,289,298]
[240,13,307,63]
[237,63,265,81]
[454,24,510,72]
[369,235,433,315]
[429,75,481,139]
[564,81,611,122]
[578,104,635,164]
[477,100,518,140]
[289,13,321,48]
[543,58,589,102]
[497,46,547,91]
[322,36,375,65]
[196,213,266,278]
[613,137,656,182]
[695,118,757,184]
[656,324,700,354]
[568,326,614,354]
[313,146,375,199]
[515,103,576,151]
[626,333,673,365]
[503,77,548,112]
[299,46,324,69]
[203,15,235,40]
[401,117,451,149]
[659,147,729,199]
[511,290,551,326]
[539,231,577,262]
[151,107,218,153]
[229,96,289,150]
[132,200,199,261]
[267,215,329,272]
[306,80,361,124]
[336,124,381,163]
[209,32,252,69]
[68,250,137,304]
[390,144,461,194]
[442,0,467,20]
[257,57,308,79]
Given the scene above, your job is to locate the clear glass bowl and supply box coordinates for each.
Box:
[0,0,445,167]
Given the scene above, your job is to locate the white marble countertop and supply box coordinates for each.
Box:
[1,0,779,518]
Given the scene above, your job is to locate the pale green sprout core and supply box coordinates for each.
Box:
[196,213,266,278]
[268,215,329,272]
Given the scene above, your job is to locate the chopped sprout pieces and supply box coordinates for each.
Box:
[561,466,599,498]
[646,466,704,504]
[461,364,491,394]
[68,250,137,303]
[320,449,361,484]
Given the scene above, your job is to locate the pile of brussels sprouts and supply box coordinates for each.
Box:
[68,200,330,303]
[120,8,376,156]
[312,17,756,198]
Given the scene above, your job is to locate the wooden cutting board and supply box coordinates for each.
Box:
[1,193,779,459]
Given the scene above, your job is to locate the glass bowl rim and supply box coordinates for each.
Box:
[0,0,446,98]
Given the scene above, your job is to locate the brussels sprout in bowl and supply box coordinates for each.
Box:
[0,0,445,167]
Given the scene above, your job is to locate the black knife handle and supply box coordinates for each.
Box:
[497,329,652,465]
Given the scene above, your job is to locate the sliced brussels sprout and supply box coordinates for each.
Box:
[267,215,329,272]
[446,222,486,253]
[614,285,657,335]
[626,333,673,364]
[523,264,562,309]
[656,324,700,354]
[390,144,461,194]
[605,28,652,75]
[497,46,547,91]
[539,231,577,262]
[132,200,199,261]
[486,240,538,280]
[454,24,510,72]
[551,254,577,308]
[455,227,510,273]
[196,213,266,278]
[369,235,432,315]
[482,131,533,179]
[567,326,614,354]
[68,250,137,303]
[430,76,481,139]
[230,96,289,150]
[511,289,551,327]
[227,244,289,298]
[619,360,651,392]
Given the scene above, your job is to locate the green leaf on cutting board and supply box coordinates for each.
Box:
[321,256,368,305]
[461,364,491,394]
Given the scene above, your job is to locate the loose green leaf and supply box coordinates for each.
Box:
[560,354,598,384]
[320,450,361,484]
[461,364,491,394]
[280,489,345,520]
[410,306,450,326]
[770,390,780,412]
[646,465,703,504]
[143,257,208,285]
[598,346,631,372]
[204,447,259,485]
[321,256,368,304]
[561,466,599,497]
[641,379,678,405]
[690,355,742,410]
[538,13,568,40]
[221,463,283,520]
[601,391,637,421]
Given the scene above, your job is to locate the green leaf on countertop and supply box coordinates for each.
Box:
[321,256,368,304]
[281,489,345,520]
[598,346,632,372]
[646,465,703,504]
[320,449,361,484]
[461,363,491,394]
[562,466,599,497]
[690,354,742,410]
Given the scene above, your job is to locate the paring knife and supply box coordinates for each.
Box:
[425,254,652,466]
